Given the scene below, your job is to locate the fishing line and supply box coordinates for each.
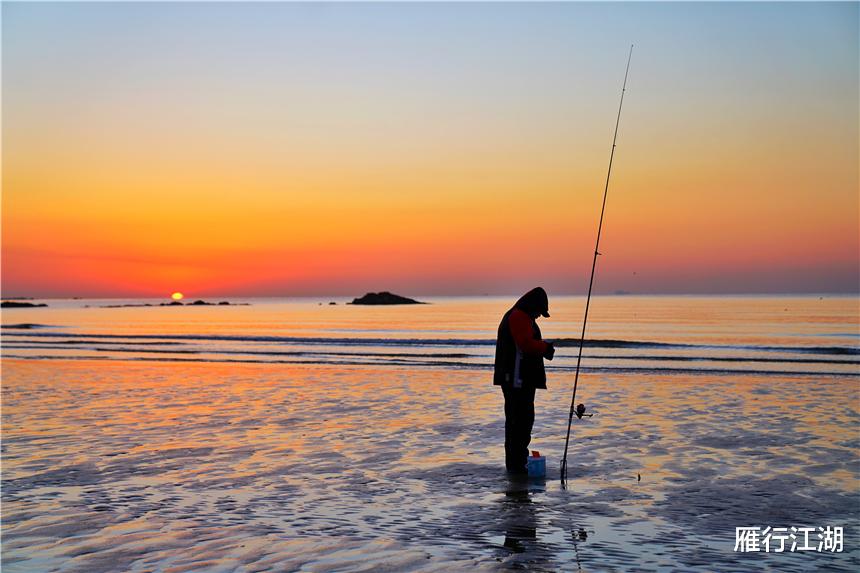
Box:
[560,45,633,485]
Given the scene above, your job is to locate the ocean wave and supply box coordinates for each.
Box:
[2,353,857,378]
[2,342,858,366]
[0,343,474,359]
[3,330,858,356]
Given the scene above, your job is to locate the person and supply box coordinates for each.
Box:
[493,287,555,474]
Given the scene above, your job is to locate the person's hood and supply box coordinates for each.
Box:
[513,287,550,318]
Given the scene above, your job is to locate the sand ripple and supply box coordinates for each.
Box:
[2,359,858,571]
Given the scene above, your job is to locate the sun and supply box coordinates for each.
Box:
[171,292,184,301]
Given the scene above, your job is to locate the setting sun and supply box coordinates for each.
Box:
[171,292,184,301]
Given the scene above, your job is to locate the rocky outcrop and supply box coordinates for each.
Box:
[1,301,47,308]
[96,301,248,308]
[349,292,425,305]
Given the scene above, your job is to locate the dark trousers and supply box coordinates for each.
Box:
[502,385,535,472]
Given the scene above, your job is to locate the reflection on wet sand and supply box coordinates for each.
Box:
[502,488,537,554]
[2,358,858,572]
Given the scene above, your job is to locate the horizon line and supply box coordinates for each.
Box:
[3,291,859,301]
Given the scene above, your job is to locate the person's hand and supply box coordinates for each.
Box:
[543,341,555,361]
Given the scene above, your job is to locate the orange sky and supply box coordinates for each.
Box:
[2,3,858,297]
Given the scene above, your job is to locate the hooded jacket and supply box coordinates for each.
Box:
[493,288,550,390]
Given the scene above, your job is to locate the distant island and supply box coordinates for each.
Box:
[350,292,425,305]
[1,301,48,308]
[96,300,249,308]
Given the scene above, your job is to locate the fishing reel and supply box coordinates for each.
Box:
[575,403,593,419]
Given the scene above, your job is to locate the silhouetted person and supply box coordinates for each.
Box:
[494,287,555,474]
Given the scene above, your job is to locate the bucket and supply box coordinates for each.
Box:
[526,450,546,478]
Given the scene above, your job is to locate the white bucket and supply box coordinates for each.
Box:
[526,454,546,478]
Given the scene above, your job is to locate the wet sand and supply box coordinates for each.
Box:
[2,358,858,571]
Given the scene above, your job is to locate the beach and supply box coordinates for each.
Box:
[4,1,858,570]
[2,296,859,571]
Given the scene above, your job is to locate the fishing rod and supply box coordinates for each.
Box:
[560,45,633,485]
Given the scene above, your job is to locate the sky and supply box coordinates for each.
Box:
[2,1,858,298]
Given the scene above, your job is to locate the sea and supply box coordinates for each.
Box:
[2,295,858,571]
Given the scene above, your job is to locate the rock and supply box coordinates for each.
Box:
[101,300,248,308]
[329,301,337,305]
[1,301,47,308]
[349,292,425,305]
